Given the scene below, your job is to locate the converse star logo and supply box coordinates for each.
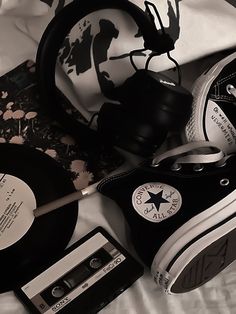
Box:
[145,190,170,209]
[132,182,182,223]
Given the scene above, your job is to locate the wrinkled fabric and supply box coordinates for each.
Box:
[0,0,51,16]
[1,0,236,117]
[0,1,236,314]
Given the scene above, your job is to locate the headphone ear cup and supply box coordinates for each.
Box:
[113,69,193,130]
[117,117,167,156]
[97,103,167,156]
[97,70,193,157]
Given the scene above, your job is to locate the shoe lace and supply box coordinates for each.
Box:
[151,141,230,170]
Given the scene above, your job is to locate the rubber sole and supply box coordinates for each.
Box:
[171,227,235,293]
[151,190,236,294]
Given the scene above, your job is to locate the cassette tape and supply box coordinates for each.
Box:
[15,227,144,314]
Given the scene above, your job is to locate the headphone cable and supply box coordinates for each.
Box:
[144,0,182,85]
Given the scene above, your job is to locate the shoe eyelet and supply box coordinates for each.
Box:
[216,161,227,168]
[220,178,229,186]
[226,84,235,95]
[171,163,182,171]
[151,162,160,168]
[193,164,204,172]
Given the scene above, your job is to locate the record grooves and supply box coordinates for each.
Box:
[0,143,78,292]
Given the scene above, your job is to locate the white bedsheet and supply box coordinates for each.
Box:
[1,191,236,314]
[1,1,236,313]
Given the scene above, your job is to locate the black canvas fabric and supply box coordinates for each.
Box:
[98,159,236,267]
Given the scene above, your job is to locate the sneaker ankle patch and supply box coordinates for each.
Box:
[132,182,182,223]
[204,100,236,153]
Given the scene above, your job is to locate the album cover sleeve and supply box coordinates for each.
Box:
[0,61,124,188]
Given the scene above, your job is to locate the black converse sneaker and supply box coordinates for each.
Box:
[185,51,236,154]
[97,141,236,294]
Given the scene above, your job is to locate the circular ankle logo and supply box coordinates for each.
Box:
[132,182,182,223]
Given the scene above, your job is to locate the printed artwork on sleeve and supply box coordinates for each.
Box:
[0,61,123,189]
[57,1,181,115]
[39,0,54,6]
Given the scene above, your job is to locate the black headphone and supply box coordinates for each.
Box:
[36,0,193,157]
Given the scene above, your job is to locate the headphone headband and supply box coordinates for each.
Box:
[38,0,174,62]
[36,0,175,151]
[37,0,174,90]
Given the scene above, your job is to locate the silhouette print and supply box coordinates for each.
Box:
[166,0,181,43]
[39,0,53,6]
[93,19,119,97]
[60,24,93,75]
[57,1,182,96]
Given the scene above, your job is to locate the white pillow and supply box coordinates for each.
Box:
[0,0,51,16]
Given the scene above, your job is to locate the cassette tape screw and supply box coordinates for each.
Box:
[89,258,103,269]
[51,286,65,298]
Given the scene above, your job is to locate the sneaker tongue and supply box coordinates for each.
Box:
[203,100,236,154]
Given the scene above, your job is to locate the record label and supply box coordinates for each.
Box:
[0,173,35,250]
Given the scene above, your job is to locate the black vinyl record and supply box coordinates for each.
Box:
[0,143,78,292]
